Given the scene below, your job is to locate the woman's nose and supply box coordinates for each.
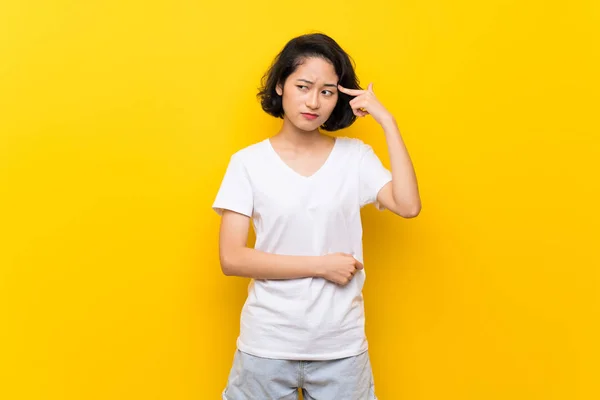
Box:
[306,90,319,109]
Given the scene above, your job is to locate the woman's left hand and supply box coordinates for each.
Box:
[338,82,393,125]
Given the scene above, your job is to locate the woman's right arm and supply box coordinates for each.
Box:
[218,210,363,284]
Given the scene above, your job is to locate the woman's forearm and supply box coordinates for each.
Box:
[382,116,421,216]
[221,247,322,280]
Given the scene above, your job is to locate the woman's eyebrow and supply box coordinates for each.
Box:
[297,78,338,88]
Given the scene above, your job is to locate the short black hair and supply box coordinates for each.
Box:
[256,32,362,132]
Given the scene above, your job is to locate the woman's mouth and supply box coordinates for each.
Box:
[301,113,318,120]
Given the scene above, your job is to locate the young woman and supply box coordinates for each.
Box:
[213,32,421,400]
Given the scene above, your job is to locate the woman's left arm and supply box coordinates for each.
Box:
[377,115,421,218]
[339,82,422,218]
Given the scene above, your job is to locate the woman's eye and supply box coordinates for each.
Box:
[296,86,334,96]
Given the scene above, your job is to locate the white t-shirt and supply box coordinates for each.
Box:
[212,136,392,360]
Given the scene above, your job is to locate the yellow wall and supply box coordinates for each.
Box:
[1,1,598,399]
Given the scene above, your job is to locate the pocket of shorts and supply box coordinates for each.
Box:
[369,381,378,400]
[369,367,377,400]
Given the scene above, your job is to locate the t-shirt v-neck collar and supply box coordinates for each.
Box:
[265,137,339,181]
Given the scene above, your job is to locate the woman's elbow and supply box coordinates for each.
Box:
[400,202,421,218]
[403,209,420,218]
[219,252,236,276]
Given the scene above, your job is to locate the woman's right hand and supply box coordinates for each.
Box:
[318,253,364,286]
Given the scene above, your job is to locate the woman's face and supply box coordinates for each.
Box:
[276,57,339,131]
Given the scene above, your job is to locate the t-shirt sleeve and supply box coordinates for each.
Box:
[212,153,254,217]
[359,141,393,210]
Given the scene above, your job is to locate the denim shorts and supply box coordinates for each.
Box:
[222,349,378,400]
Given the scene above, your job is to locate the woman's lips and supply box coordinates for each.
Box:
[301,113,318,120]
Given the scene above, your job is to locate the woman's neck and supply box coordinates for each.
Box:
[273,116,329,149]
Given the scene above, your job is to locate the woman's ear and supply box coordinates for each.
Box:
[276,81,283,96]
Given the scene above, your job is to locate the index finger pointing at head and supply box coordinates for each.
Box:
[338,85,365,96]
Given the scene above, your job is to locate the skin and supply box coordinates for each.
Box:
[219,56,421,285]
